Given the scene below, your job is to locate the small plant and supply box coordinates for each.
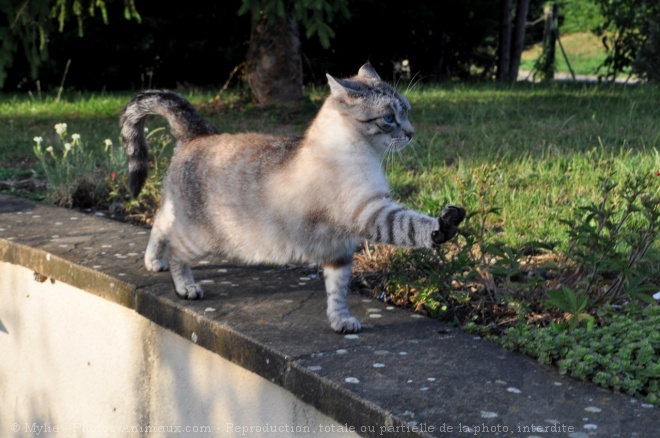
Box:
[559,169,660,308]
[32,122,173,224]
[545,286,594,331]
[33,123,108,208]
[378,163,552,328]
[496,304,660,406]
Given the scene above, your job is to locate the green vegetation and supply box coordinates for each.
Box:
[488,305,660,405]
[520,32,610,77]
[1,81,659,405]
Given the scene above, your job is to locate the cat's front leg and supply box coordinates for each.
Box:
[323,257,361,333]
[169,258,203,300]
[355,196,466,249]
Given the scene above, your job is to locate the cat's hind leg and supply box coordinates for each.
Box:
[144,228,168,272]
[144,198,174,272]
[323,257,361,333]
[169,258,203,300]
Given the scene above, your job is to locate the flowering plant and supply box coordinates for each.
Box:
[33,123,110,208]
[33,122,172,223]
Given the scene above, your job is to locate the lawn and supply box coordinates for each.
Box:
[520,31,609,78]
[1,81,659,404]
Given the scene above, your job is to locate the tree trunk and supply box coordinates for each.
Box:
[497,0,513,81]
[509,0,530,81]
[245,4,303,105]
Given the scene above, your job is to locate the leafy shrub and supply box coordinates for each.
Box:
[593,0,660,81]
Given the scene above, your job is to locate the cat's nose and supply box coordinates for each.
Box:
[402,120,415,141]
[405,128,415,142]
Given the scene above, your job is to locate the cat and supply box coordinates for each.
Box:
[120,63,466,333]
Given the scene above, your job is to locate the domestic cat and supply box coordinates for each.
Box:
[120,63,465,333]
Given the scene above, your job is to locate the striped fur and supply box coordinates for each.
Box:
[120,63,465,333]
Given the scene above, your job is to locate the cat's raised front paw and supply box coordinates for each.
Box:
[432,204,466,246]
[330,316,362,334]
[440,204,466,226]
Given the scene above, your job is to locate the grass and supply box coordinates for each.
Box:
[520,31,609,77]
[1,81,660,404]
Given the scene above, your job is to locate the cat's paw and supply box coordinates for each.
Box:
[145,258,168,272]
[330,316,362,334]
[175,284,204,300]
[431,204,466,246]
[440,204,466,227]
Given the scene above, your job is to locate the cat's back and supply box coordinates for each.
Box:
[176,131,301,163]
[167,131,303,202]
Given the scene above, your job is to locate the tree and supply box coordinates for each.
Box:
[238,0,349,104]
[496,0,530,82]
[0,0,140,89]
[593,0,660,82]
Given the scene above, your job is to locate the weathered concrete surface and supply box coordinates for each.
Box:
[1,261,358,438]
[1,194,659,437]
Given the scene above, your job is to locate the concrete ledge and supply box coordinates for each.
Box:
[1,194,658,437]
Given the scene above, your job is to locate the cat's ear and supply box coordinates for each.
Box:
[357,63,381,81]
[326,74,365,99]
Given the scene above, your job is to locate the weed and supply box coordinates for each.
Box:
[32,124,108,208]
[558,168,660,309]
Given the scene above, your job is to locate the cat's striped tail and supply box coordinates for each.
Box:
[120,90,219,197]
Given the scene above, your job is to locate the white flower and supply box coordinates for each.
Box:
[104,138,113,152]
[33,136,43,144]
[45,146,54,156]
[54,123,67,135]
[64,143,72,151]
[71,133,81,141]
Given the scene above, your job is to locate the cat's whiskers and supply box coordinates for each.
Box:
[406,71,426,93]
[406,140,425,172]
[382,138,408,174]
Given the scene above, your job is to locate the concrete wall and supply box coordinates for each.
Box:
[0,261,358,438]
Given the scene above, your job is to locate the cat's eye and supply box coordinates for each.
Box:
[383,114,395,124]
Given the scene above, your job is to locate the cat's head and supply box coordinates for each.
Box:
[326,63,415,154]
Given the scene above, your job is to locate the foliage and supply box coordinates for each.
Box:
[32,123,106,207]
[31,120,171,222]
[2,1,554,91]
[559,0,602,34]
[238,0,349,49]
[496,304,660,405]
[0,0,140,89]
[50,0,140,35]
[381,163,555,327]
[593,0,660,82]
[545,287,594,331]
[0,0,50,87]
[559,169,660,308]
